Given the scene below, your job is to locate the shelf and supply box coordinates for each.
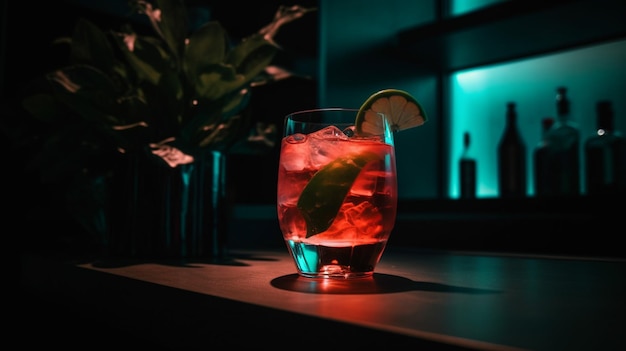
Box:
[392,196,624,257]
[395,0,626,72]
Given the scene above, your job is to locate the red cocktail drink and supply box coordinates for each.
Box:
[277,108,397,278]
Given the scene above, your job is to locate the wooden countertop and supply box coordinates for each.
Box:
[18,246,626,350]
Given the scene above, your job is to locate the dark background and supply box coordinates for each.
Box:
[1,0,319,262]
[2,1,624,263]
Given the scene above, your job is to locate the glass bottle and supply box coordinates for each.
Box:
[544,86,581,196]
[584,100,626,196]
[533,117,555,197]
[459,131,477,199]
[498,102,526,198]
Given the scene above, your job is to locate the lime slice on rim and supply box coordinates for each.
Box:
[355,88,427,136]
[297,152,379,238]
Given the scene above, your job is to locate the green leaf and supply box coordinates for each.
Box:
[142,69,186,135]
[194,64,244,100]
[195,91,252,149]
[297,152,380,238]
[226,34,277,83]
[46,65,129,126]
[184,22,228,79]
[178,86,250,149]
[154,0,188,61]
[71,18,119,75]
[113,34,170,86]
[185,22,251,102]
[112,33,185,128]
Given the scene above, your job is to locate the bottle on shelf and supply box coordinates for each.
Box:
[459,131,477,199]
[544,86,581,196]
[584,100,626,196]
[533,117,555,197]
[497,102,526,198]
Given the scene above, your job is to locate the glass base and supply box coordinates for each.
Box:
[286,239,385,279]
[298,268,374,279]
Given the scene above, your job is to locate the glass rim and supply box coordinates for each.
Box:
[283,107,395,144]
[285,107,358,117]
[284,107,393,129]
[288,107,359,112]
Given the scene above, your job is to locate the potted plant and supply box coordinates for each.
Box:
[19,0,316,259]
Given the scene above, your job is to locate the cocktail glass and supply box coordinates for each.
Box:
[277,108,397,279]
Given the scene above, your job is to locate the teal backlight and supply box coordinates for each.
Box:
[450,0,505,16]
[449,39,626,198]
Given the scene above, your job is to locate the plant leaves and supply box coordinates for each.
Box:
[113,33,170,86]
[194,64,244,101]
[185,22,228,79]
[47,65,133,127]
[22,1,316,166]
[178,87,250,149]
[226,34,277,84]
[150,0,189,61]
[71,18,120,75]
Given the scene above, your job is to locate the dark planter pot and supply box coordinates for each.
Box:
[106,149,231,260]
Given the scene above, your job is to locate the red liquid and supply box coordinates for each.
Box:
[277,131,397,278]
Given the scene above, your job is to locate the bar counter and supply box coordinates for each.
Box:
[19,245,626,350]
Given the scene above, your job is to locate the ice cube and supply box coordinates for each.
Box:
[285,133,308,144]
[310,125,350,140]
[281,133,311,171]
[349,161,381,197]
[278,169,313,207]
[308,126,349,167]
[316,202,383,241]
[278,205,307,237]
[343,202,383,238]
